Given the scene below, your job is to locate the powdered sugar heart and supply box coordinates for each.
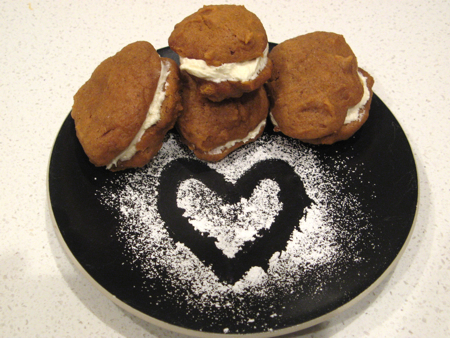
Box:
[157,158,312,284]
[177,178,283,258]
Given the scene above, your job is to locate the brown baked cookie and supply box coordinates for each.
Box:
[71,42,182,171]
[169,5,268,65]
[177,74,269,162]
[267,32,365,140]
[169,5,272,102]
[302,69,374,145]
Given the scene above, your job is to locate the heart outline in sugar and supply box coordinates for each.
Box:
[157,158,313,284]
[177,177,283,259]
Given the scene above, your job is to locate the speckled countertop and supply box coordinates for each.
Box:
[1,1,449,337]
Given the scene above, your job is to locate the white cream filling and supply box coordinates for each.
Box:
[344,71,370,124]
[107,60,171,169]
[269,71,370,129]
[269,112,278,128]
[179,44,269,83]
[207,119,266,155]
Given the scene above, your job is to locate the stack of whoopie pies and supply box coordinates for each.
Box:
[169,5,273,162]
[71,5,374,170]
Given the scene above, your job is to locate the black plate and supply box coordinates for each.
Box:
[48,46,418,336]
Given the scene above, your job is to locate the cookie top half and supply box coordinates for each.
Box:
[168,5,268,66]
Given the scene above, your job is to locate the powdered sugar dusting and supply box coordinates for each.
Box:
[96,132,373,333]
[177,178,282,258]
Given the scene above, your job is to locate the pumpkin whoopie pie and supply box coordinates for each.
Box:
[177,73,269,162]
[169,5,272,102]
[71,41,182,171]
[267,31,374,144]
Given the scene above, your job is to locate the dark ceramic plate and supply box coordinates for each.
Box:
[48,46,418,337]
